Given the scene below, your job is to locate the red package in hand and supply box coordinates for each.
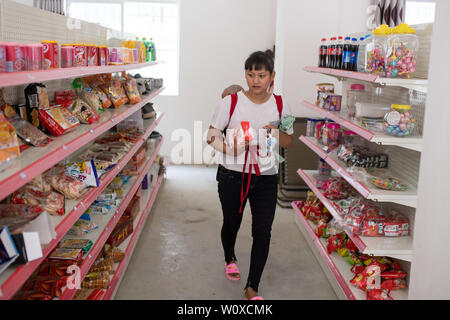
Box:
[367,289,393,300]
[381,278,407,291]
[381,270,407,280]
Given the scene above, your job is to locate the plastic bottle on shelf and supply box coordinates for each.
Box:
[327,37,336,68]
[342,37,352,71]
[335,36,344,70]
[346,83,366,119]
[350,38,359,72]
[149,38,156,61]
[318,38,327,68]
[357,35,371,73]
[143,37,150,62]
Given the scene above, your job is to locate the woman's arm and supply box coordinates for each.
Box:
[263,124,293,148]
[207,125,248,156]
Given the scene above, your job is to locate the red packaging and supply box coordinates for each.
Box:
[87,45,98,66]
[383,210,409,237]
[38,106,80,136]
[351,264,366,275]
[55,90,77,108]
[381,278,407,291]
[344,238,357,253]
[107,215,133,247]
[61,45,73,68]
[366,289,393,300]
[381,270,407,280]
[350,273,367,291]
[24,44,43,71]
[74,44,87,67]
[5,43,25,72]
[0,42,6,72]
[42,41,57,70]
[98,46,107,66]
[326,233,345,254]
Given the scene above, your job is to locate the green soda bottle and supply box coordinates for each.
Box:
[150,38,156,61]
[143,37,150,62]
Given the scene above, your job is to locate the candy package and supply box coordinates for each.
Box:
[381,278,407,291]
[80,87,105,115]
[11,187,65,216]
[81,272,109,289]
[1,103,51,147]
[366,168,408,191]
[39,106,80,136]
[101,80,128,108]
[70,99,100,124]
[59,239,93,253]
[116,109,144,133]
[44,168,87,199]
[366,289,393,300]
[122,78,141,104]
[67,219,98,236]
[104,247,125,263]
[29,174,52,193]
[24,83,49,129]
[381,270,407,280]
[0,112,20,172]
[64,160,99,188]
[55,90,77,108]
[92,87,112,109]
[48,248,84,262]
[326,233,346,254]
[350,273,368,291]
[383,209,409,237]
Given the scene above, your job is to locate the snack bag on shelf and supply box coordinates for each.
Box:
[67,218,98,236]
[70,98,100,124]
[81,274,109,289]
[55,90,77,108]
[48,248,84,262]
[365,168,408,191]
[366,288,393,300]
[29,174,52,193]
[44,167,87,199]
[90,257,115,274]
[381,278,407,291]
[0,112,20,172]
[383,209,409,237]
[80,87,105,115]
[11,186,65,216]
[103,246,125,263]
[0,204,43,234]
[326,232,346,254]
[24,83,49,130]
[38,105,80,137]
[59,239,93,253]
[121,77,141,104]
[350,273,368,291]
[100,80,129,108]
[64,160,100,188]
[117,109,144,133]
[314,219,328,238]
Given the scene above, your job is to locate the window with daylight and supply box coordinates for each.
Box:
[67,1,180,95]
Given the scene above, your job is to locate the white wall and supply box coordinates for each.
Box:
[409,0,450,299]
[274,0,370,118]
[10,0,33,6]
[154,0,276,163]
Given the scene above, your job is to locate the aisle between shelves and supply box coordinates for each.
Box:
[0,113,165,300]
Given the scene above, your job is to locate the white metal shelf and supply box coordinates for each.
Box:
[300,135,418,208]
[298,169,413,261]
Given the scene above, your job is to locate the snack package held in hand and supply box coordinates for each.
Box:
[44,167,87,199]
[65,160,99,188]
[24,83,49,129]
[80,87,105,115]
[0,112,20,171]
[70,98,100,124]
[122,78,141,104]
[366,288,394,300]
[279,114,295,133]
[11,186,65,216]
[101,80,129,108]
[38,106,80,136]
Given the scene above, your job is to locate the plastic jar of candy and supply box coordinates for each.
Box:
[346,84,366,119]
[365,24,392,76]
[5,43,25,72]
[326,123,342,150]
[385,23,419,79]
[384,104,415,137]
[315,121,325,143]
[318,158,332,178]
[307,118,322,137]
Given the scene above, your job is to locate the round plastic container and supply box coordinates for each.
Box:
[316,83,334,106]
[41,40,58,69]
[98,46,107,66]
[343,130,357,146]
[61,45,73,68]
[365,24,392,76]
[25,44,43,71]
[384,104,415,137]
[326,123,342,150]
[315,121,325,143]
[346,84,365,119]
[5,43,25,72]
[73,43,87,67]
[109,47,124,65]
[385,23,419,79]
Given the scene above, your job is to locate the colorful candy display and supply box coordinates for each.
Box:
[385,23,418,78]
[384,104,415,137]
[365,24,392,76]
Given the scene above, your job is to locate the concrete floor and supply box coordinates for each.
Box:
[115,165,337,300]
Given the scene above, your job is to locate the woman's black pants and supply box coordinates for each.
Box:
[216,165,278,292]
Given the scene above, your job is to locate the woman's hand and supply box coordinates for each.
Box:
[262,124,278,130]
[263,124,293,148]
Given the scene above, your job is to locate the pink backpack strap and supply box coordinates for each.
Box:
[273,94,283,119]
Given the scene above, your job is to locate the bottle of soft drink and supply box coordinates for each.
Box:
[335,36,344,69]
[357,34,371,73]
[318,38,327,67]
[342,37,352,71]
[149,38,156,61]
[351,38,359,71]
[327,37,336,68]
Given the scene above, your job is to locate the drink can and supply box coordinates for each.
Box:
[73,43,87,67]
[5,43,25,72]
[61,45,73,68]
[87,45,98,66]
[52,41,59,68]
[26,44,43,71]
[42,40,54,70]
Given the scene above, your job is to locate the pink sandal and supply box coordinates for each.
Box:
[224,262,241,281]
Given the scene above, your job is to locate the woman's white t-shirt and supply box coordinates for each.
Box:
[210,91,294,175]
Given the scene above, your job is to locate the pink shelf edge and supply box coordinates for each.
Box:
[59,138,165,300]
[303,66,379,82]
[0,113,164,300]
[0,87,165,202]
[102,173,164,300]
[301,100,375,141]
[296,168,367,252]
[0,61,161,88]
[299,135,371,198]
[291,201,356,300]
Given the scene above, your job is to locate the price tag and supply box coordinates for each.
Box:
[19,172,27,179]
[90,129,94,134]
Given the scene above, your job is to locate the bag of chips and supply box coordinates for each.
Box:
[80,87,105,115]
[65,160,99,188]
[0,112,20,172]
[366,288,393,300]
[122,78,141,104]
[11,186,65,216]
[39,106,80,136]
[70,98,100,124]
[24,83,49,130]
[101,80,129,108]
[44,167,87,199]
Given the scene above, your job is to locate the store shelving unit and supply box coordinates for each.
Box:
[291,201,408,300]
[299,135,418,208]
[301,100,423,152]
[0,87,165,202]
[0,61,162,89]
[0,113,165,300]
[103,173,164,300]
[297,169,413,262]
[59,138,165,300]
[303,66,428,93]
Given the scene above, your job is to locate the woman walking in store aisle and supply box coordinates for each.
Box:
[207,51,294,300]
